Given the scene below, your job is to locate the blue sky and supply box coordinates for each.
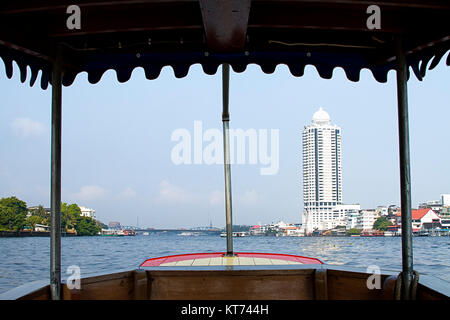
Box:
[0,59,449,228]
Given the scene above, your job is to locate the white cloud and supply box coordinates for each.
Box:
[117,187,136,200]
[155,182,258,207]
[156,180,196,204]
[238,189,259,205]
[11,118,45,138]
[71,185,106,202]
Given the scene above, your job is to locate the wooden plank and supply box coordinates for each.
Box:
[19,286,51,300]
[147,269,315,300]
[252,0,450,10]
[73,270,135,300]
[62,285,81,300]
[160,261,177,266]
[208,257,223,266]
[416,283,448,300]
[78,278,134,300]
[7,267,449,300]
[248,2,449,34]
[147,268,316,278]
[192,258,211,266]
[253,258,273,265]
[75,270,134,285]
[270,258,293,265]
[327,269,388,300]
[156,255,310,267]
[0,2,203,38]
[175,259,194,266]
[314,269,328,300]
[134,269,148,300]
[238,257,255,266]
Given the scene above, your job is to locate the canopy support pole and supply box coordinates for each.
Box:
[395,37,413,300]
[222,63,234,256]
[50,45,63,300]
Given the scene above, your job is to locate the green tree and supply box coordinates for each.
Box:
[61,203,82,230]
[60,203,101,236]
[0,196,27,231]
[373,216,393,231]
[26,215,46,230]
[75,216,101,236]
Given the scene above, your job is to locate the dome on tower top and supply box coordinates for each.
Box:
[312,107,331,125]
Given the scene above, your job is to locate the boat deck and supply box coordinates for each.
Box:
[140,252,323,267]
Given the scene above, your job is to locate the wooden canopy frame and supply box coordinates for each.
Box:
[1,1,449,88]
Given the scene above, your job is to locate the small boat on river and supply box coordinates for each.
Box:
[220,231,247,237]
[178,232,202,236]
[100,229,136,236]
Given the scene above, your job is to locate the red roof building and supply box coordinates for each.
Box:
[395,209,441,231]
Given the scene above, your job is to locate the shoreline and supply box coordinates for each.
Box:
[0,231,76,237]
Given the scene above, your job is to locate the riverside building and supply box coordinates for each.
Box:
[302,107,358,232]
[79,206,96,219]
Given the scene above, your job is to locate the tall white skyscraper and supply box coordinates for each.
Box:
[302,107,343,232]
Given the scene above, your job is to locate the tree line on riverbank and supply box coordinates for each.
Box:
[0,196,102,236]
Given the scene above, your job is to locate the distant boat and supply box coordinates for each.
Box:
[179,232,202,236]
[100,229,124,236]
[179,232,194,236]
[122,229,136,236]
[220,232,247,237]
[142,232,149,236]
[100,229,136,236]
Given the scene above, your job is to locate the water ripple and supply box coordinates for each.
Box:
[0,235,449,294]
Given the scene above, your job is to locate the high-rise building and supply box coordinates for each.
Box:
[441,194,450,206]
[302,107,345,232]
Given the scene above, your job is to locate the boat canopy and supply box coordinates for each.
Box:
[0,0,449,89]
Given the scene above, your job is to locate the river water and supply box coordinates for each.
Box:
[1,233,449,294]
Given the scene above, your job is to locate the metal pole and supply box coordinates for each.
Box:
[222,63,234,256]
[395,37,413,300]
[50,45,63,300]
